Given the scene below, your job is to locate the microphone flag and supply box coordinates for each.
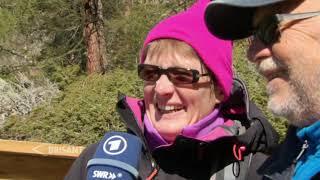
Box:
[87,132,143,180]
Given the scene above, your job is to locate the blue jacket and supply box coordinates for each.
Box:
[258,121,320,180]
[294,121,320,180]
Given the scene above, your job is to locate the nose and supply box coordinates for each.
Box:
[247,37,272,64]
[154,74,175,97]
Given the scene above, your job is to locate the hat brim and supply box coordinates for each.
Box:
[205,0,286,40]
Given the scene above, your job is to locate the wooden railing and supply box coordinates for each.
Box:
[0,140,84,180]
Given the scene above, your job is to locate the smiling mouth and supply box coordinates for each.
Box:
[156,103,185,114]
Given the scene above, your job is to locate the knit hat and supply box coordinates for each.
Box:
[140,0,233,100]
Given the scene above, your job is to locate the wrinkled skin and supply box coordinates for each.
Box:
[247,0,320,127]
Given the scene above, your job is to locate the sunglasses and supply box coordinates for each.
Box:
[252,11,320,45]
[138,64,210,84]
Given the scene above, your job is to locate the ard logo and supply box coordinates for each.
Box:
[103,135,127,155]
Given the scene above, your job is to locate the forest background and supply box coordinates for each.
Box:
[0,0,287,146]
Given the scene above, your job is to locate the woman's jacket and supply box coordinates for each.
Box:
[64,78,279,180]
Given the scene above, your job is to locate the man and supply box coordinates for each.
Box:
[204,0,320,179]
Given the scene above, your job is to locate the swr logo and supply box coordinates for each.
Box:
[103,135,127,155]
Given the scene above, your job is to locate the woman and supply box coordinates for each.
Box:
[65,0,278,179]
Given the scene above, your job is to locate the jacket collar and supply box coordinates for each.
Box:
[297,121,320,145]
[259,121,320,179]
[258,126,302,179]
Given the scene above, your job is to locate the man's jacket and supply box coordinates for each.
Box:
[258,122,320,180]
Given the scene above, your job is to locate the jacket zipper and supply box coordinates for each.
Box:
[294,140,309,164]
[263,139,309,180]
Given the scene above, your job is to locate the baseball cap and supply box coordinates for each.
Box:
[205,0,286,40]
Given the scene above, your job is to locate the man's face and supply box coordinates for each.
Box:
[247,0,320,127]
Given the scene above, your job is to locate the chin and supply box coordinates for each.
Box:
[268,99,289,117]
[154,123,182,139]
[157,129,179,142]
[268,94,298,119]
[267,93,313,128]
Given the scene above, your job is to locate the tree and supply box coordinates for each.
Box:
[83,0,107,74]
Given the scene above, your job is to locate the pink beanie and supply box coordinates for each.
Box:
[140,0,233,100]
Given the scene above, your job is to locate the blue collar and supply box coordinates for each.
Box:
[296,121,320,145]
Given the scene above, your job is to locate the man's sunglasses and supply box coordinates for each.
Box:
[252,11,320,45]
[138,64,209,84]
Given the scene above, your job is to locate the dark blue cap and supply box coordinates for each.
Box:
[205,0,286,40]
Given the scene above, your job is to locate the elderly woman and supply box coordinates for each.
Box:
[65,0,278,179]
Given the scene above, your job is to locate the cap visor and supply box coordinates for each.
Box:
[205,0,286,40]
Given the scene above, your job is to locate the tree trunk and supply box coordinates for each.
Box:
[83,0,107,74]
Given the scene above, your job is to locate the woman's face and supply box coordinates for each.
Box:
[143,48,223,142]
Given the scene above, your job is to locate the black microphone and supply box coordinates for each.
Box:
[87,132,143,180]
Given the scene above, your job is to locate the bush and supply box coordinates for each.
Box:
[41,63,82,90]
[0,73,59,126]
[0,68,143,145]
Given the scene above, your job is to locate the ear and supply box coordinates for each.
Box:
[214,85,224,104]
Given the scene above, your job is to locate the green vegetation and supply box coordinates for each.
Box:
[0,69,143,145]
[0,0,287,145]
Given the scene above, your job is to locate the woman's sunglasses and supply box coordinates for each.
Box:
[138,64,209,84]
[252,11,320,45]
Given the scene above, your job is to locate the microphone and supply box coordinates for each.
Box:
[87,132,143,180]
